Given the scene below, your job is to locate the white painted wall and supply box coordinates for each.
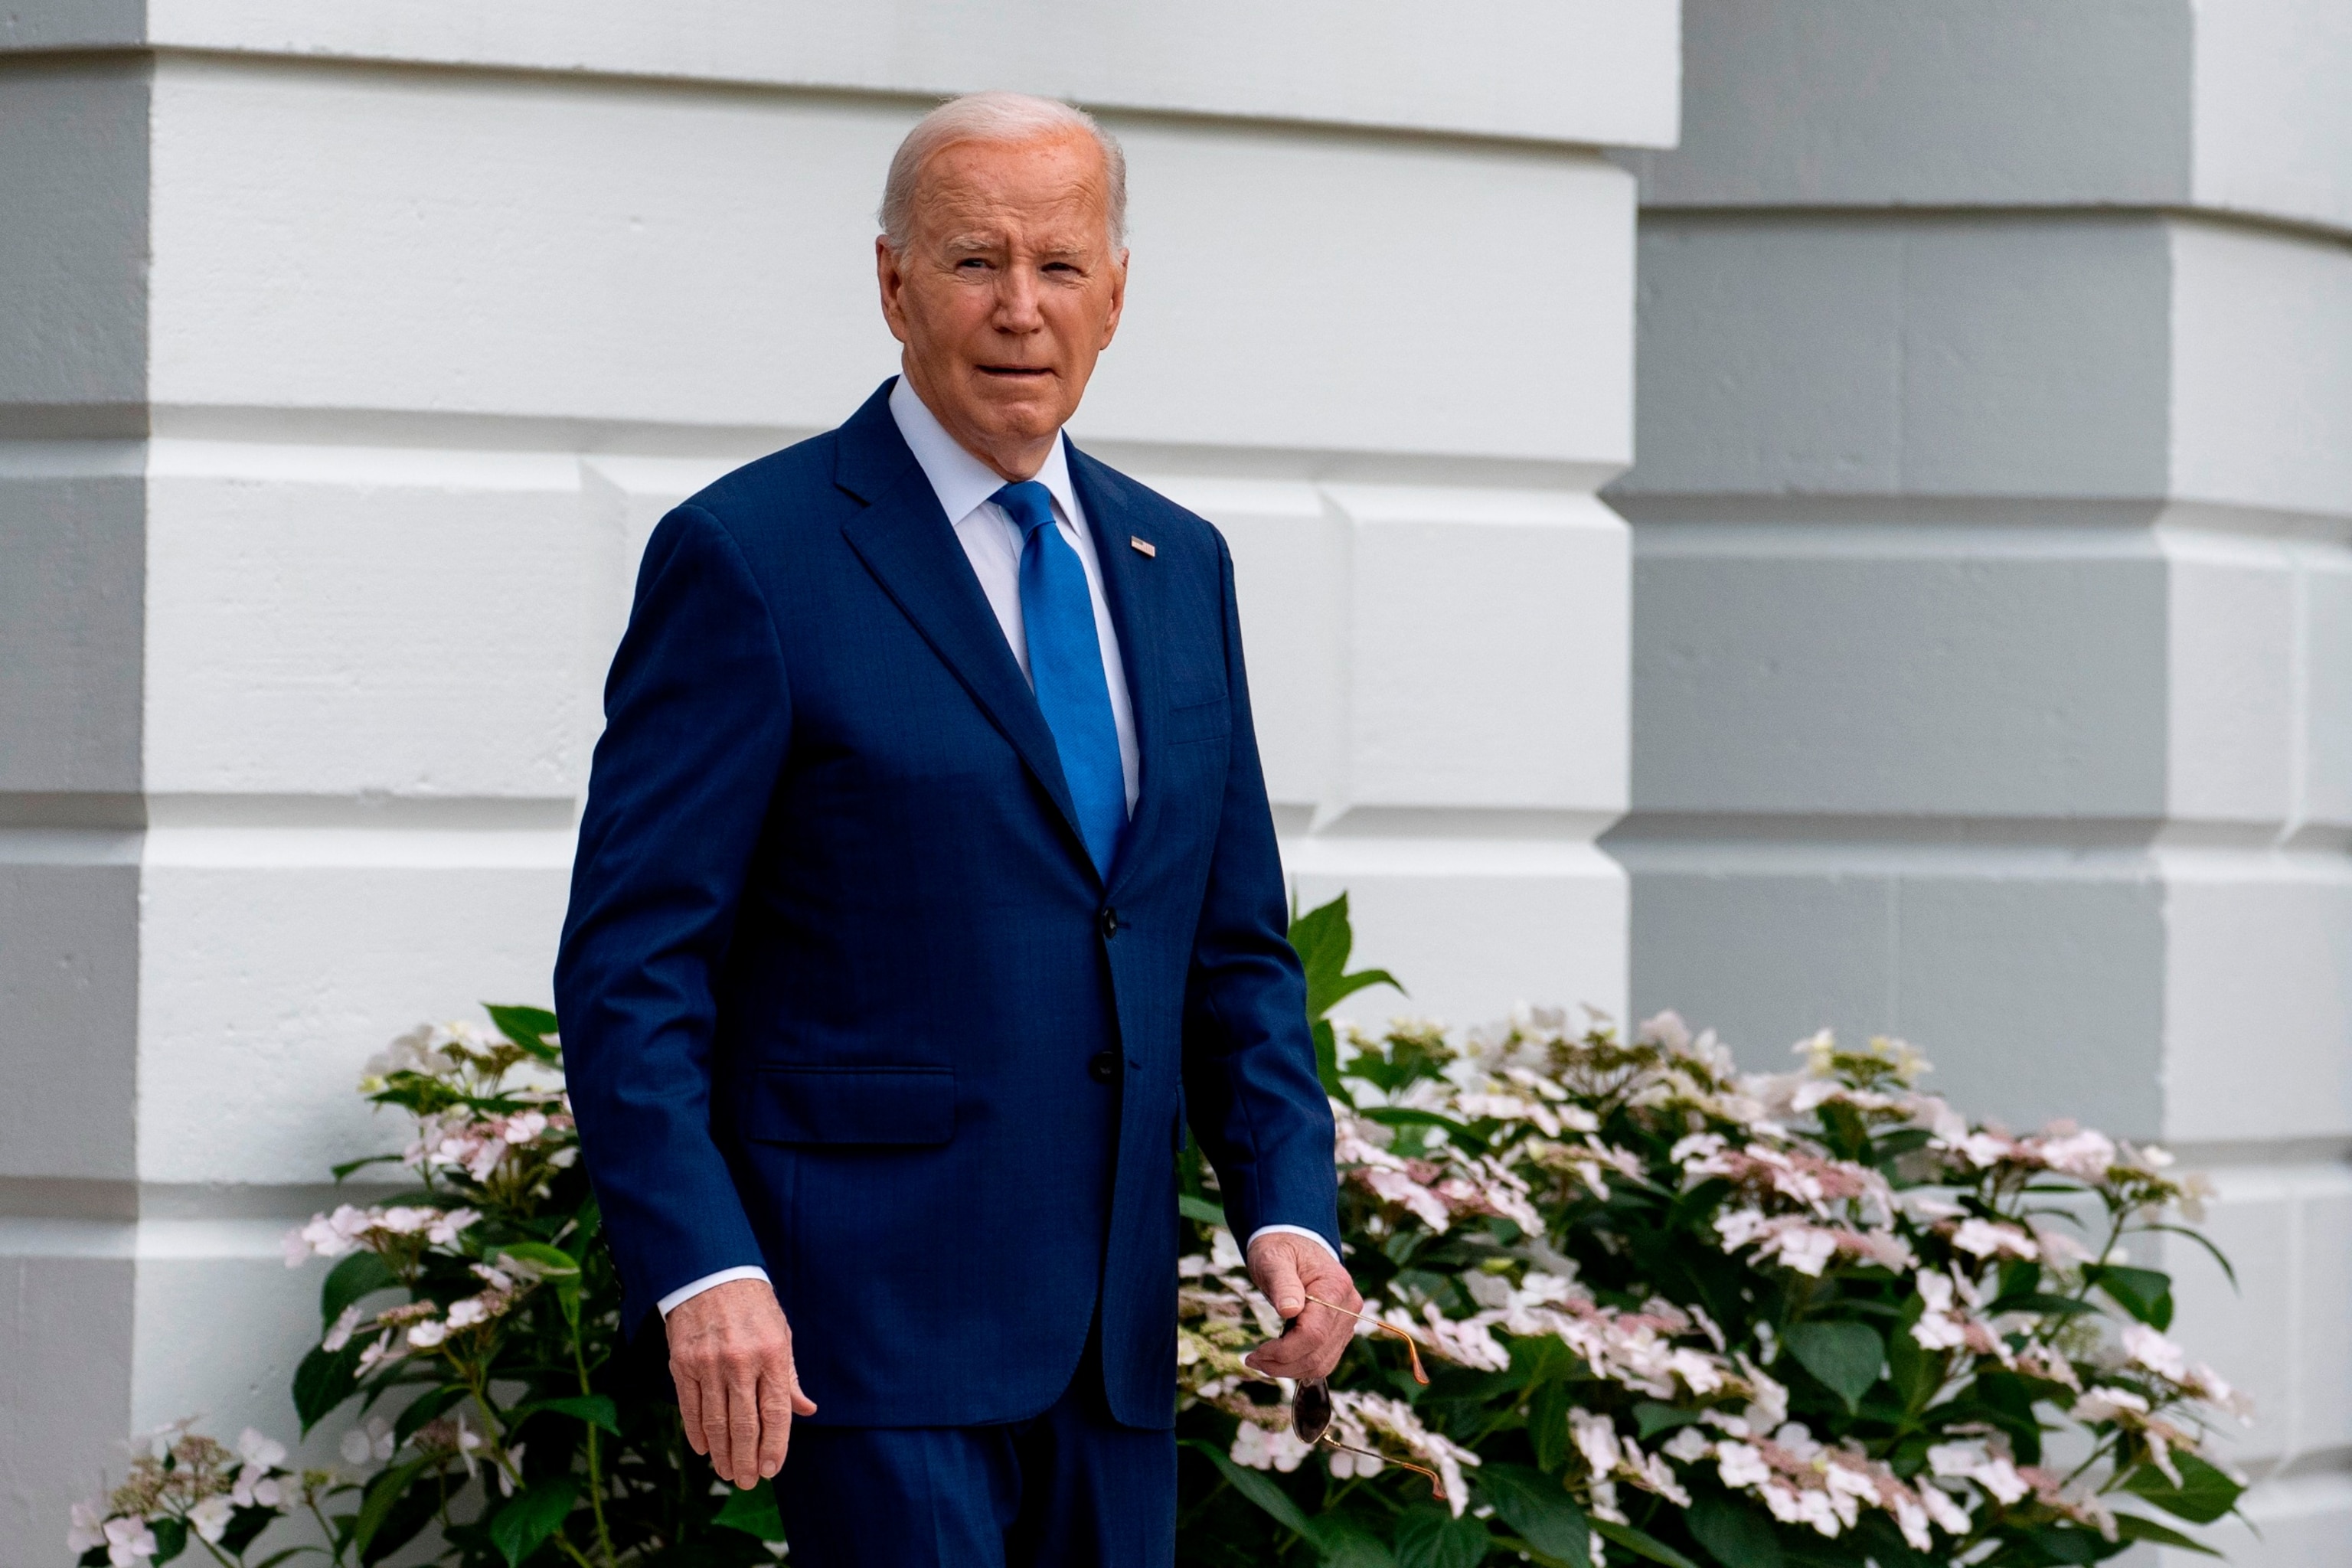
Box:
[0,5,1674,1555]
[1615,3,2352,1559]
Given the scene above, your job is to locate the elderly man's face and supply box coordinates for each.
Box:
[878,130,1127,480]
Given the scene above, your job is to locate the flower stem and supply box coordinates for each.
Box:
[189,1530,240,1568]
[572,1320,617,1566]
[306,1496,351,1568]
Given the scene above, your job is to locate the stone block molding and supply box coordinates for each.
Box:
[1612,3,2352,1560]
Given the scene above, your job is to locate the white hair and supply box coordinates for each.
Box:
[879,91,1127,252]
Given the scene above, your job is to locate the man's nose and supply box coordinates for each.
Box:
[993,268,1045,332]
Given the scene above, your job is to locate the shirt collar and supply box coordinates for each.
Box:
[888,373,1081,528]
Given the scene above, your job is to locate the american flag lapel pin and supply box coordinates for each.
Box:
[1130,535,1157,557]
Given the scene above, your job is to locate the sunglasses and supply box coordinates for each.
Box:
[1288,1294,1449,1501]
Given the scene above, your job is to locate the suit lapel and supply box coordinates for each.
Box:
[1068,441,1169,897]
[834,385,1089,862]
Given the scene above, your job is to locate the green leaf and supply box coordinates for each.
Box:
[293,1340,366,1435]
[148,1517,188,1566]
[1632,1402,1702,1440]
[320,1250,400,1330]
[220,1503,276,1555]
[1312,1018,1348,1102]
[1528,1383,1574,1475]
[351,1459,432,1558]
[1687,1492,1783,1568]
[490,1475,580,1567]
[1289,893,1402,1099]
[2140,1223,2239,1291]
[1393,1504,1492,1568]
[1179,1194,1230,1228]
[1982,1292,2103,1319]
[2122,1452,2243,1524]
[510,1394,622,1435]
[711,1478,787,1541]
[1885,1304,1942,1414]
[1996,1257,2043,1304]
[1968,1370,2046,1465]
[330,1152,406,1181]
[563,1194,603,1259]
[494,1241,582,1277]
[1592,1519,1700,1568]
[2027,1526,2125,1564]
[1318,1518,1400,1568]
[486,1004,561,1061]
[2111,1512,2221,1555]
[359,1481,442,1566]
[1781,1320,1884,1413]
[1291,894,1374,1011]
[1870,1127,1934,1163]
[393,1384,472,1448]
[1477,1464,1591,1566]
[2089,1266,2175,1330]
[1185,1439,1325,1544]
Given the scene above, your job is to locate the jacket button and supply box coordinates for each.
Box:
[1099,907,1120,938]
[1089,1050,1118,1083]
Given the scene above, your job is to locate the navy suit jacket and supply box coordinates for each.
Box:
[554,381,1340,1429]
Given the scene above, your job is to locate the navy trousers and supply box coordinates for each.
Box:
[776,1334,1174,1567]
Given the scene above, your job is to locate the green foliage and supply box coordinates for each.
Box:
[1291,891,1401,1099]
[2122,1452,2243,1525]
[77,902,2249,1568]
[77,1014,792,1568]
[489,1478,579,1567]
[1686,1492,1782,1568]
[1477,1464,1592,1566]
[1779,1321,1883,1414]
[1170,896,2249,1568]
[710,1478,788,1542]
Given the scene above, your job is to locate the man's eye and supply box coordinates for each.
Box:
[956,258,990,270]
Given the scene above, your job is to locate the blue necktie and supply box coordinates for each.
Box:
[994,481,1127,877]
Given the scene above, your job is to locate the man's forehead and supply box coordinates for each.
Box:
[916,135,1106,207]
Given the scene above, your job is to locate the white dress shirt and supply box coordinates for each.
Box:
[886,375,1139,812]
[656,380,1331,1319]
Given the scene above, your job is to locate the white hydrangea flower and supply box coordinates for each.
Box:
[1661,1426,1712,1463]
[103,1518,157,1568]
[2123,1322,2190,1381]
[67,1501,109,1553]
[341,1415,397,1466]
[187,1496,234,1543]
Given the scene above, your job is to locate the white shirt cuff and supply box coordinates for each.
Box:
[1246,1223,1340,1263]
[656,1265,773,1318]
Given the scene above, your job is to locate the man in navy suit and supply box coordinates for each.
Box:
[554,91,1358,1564]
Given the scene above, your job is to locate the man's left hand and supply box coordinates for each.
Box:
[1243,1231,1360,1381]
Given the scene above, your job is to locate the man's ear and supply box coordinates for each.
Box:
[876,235,912,345]
[1098,247,1129,349]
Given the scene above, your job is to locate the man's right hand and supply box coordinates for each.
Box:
[665,1277,818,1488]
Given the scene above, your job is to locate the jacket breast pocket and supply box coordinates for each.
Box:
[1161,682,1231,746]
[739,1066,956,1146]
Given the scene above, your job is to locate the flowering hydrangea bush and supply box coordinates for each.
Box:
[1173,900,2249,1568]
[70,1008,788,1568]
[67,1423,318,1568]
[72,901,2247,1568]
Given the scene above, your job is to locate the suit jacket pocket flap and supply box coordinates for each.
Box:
[742,1066,956,1145]
[1162,684,1231,744]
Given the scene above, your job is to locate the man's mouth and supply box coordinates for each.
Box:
[978,364,1053,379]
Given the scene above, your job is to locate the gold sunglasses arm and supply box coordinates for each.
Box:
[1302,1292,1435,1383]
[1312,1432,1448,1503]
